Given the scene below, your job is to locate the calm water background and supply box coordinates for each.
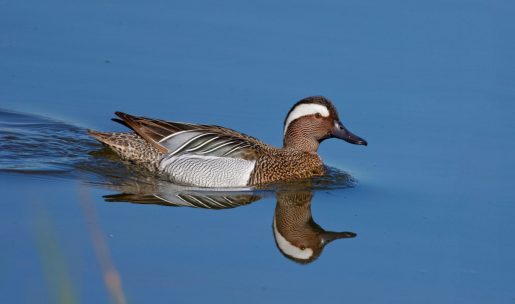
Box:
[1,1,515,303]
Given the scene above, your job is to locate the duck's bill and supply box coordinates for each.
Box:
[332,122,368,146]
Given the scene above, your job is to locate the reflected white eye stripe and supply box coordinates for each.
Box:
[284,103,330,135]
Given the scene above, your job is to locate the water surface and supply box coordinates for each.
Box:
[1,1,515,303]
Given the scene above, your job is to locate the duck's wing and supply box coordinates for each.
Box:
[114,112,267,159]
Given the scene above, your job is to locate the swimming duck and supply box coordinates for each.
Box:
[89,96,367,187]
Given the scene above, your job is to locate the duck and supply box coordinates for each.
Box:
[88,96,367,187]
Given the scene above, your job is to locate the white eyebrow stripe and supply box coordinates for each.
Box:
[284,103,330,135]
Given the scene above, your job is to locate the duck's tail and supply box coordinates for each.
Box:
[88,129,114,145]
[88,129,132,155]
[88,129,162,171]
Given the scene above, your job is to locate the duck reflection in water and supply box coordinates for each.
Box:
[103,176,356,264]
[273,191,356,264]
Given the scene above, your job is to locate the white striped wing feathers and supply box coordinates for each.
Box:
[158,130,253,158]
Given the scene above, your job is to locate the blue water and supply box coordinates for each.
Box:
[1,0,515,303]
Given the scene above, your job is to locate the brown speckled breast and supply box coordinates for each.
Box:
[248,147,325,185]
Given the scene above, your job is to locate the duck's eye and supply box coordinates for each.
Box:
[314,113,322,119]
[300,245,306,250]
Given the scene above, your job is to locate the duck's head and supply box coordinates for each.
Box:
[283,96,367,153]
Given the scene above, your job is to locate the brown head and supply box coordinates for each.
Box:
[283,96,368,153]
